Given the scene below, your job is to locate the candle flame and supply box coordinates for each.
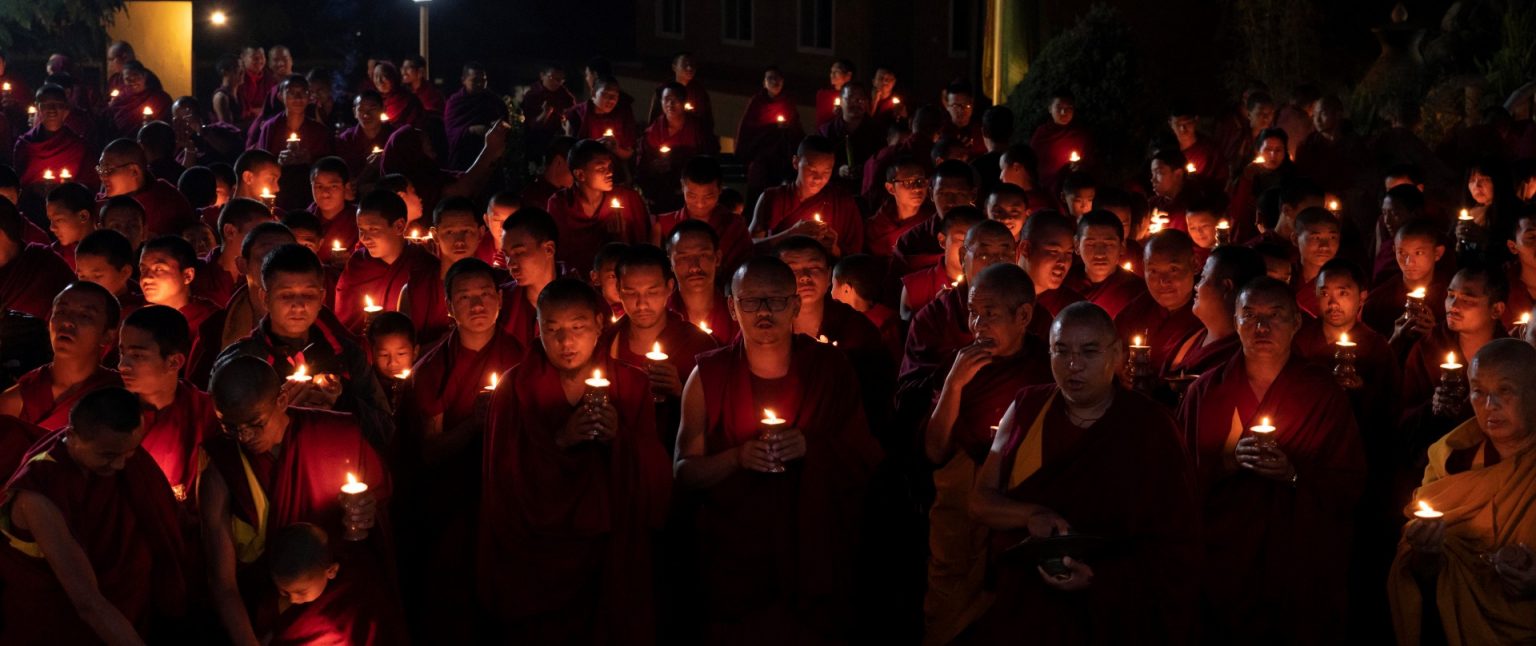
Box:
[379,113,390,122]
[652,341,663,354]
[1522,312,1532,325]
[602,128,615,137]
[42,169,54,181]
[763,408,783,423]
[289,364,310,380]
[332,239,343,251]
[891,96,901,105]
[488,372,498,389]
[409,228,421,239]
[1253,154,1266,165]
[592,368,603,381]
[1122,261,1133,271]
[2,82,10,92]
[698,321,712,334]
[1408,287,1426,299]
[833,97,841,107]
[346,472,359,486]
[1446,351,1457,365]
[1418,500,1435,513]
[1340,332,1350,344]
[659,144,671,154]
[371,145,384,154]
[776,114,786,123]
[58,169,70,179]
[260,187,274,199]
[1185,162,1197,173]
[1069,151,1081,163]
[817,334,830,344]
[684,102,694,111]
[813,212,823,223]
[110,89,120,99]
[287,132,300,143]
[1260,416,1271,427]
[1459,208,1472,221]
[364,294,379,310]
[1132,334,1143,346]
[1328,199,1340,211]
[1217,219,1230,230]
[396,369,411,379]
[27,105,36,114]
[610,197,622,209]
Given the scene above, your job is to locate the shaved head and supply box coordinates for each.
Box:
[1473,338,1536,390]
[269,522,335,581]
[1051,301,1117,343]
[1471,338,1536,443]
[966,219,1015,247]
[1144,229,1196,263]
[972,262,1035,310]
[210,355,283,413]
[1236,276,1301,319]
[731,255,796,295]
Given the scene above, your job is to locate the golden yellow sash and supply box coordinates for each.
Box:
[1007,392,1057,490]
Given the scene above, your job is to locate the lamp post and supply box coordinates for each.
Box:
[414,0,430,76]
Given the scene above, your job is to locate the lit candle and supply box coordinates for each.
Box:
[142,106,154,118]
[110,89,121,99]
[1068,150,1081,163]
[610,314,619,324]
[484,372,499,391]
[697,321,713,335]
[287,132,301,144]
[610,197,622,209]
[341,471,368,495]
[775,114,786,123]
[684,101,695,111]
[585,368,610,389]
[395,368,411,380]
[760,408,787,473]
[1250,416,1276,446]
[891,96,901,105]
[332,239,344,252]
[339,472,370,541]
[370,145,384,154]
[833,97,841,107]
[363,295,383,314]
[1130,334,1148,349]
[1217,220,1230,231]
[659,144,671,154]
[41,169,54,181]
[761,408,785,429]
[645,341,669,363]
[3,82,11,93]
[1413,500,1443,520]
[1521,311,1532,326]
[26,105,36,116]
[1336,332,1356,348]
[1185,162,1197,174]
[259,187,275,207]
[812,212,823,223]
[407,228,423,241]
[1441,351,1462,371]
[602,128,615,138]
[287,363,313,383]
[379,113,390,123]
[1122,261,1134,272]
[58,169,71,180]
[1253,154,1266,165]
[1458,208,1472,222]
[1327,199,1340,212]
[1407,287,1427,301]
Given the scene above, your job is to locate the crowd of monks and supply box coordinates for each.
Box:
[0,37,1534,645]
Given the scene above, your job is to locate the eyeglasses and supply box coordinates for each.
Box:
[891,178,928,190]
[735,295,794,313]
[95,162,130,177]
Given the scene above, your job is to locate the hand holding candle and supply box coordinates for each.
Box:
[579,368,615,441]
[1332,332,1363,389]
[758,409,788,473]
[644,342,679,400]
[1406,500,1447,553]
[338,472,374,541]
[1433,351,1467,417]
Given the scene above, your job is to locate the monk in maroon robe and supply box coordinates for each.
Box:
[306,157,357,253]
[816,83,885,189]
[969,303,1199,643]
[0,387,189,644]
[651,157,751,273]
[1068,210,1147,318]
[97,138,197,237]
[334,190,446,336]
[520,66,577,156]
[866,159,937,259]
[200,356,392,646]
[565,77,638,165]
[1401,266,1507,419]
[372,62,425,128]
[676,257,883,642]
[264,523,407,645]
[0,197,73,320]
[334,92,396,174]
[1363,219,1452,358]
[1163,245,1268,382]
[921,263,1054,642]
[140,235,224,350]
[479,278,670,643]
[646,53,715,135]
[119,305,214,507]
[1020,212,1086,339]
[1029,91,1091,191]
[45,182,97,271]
[545,140,650,274]
[814,60,853,126]
[185,222,296,389]
[861,107,941,205]
[1288,207,1342,317]
[0,282,123,430]
[666,219,739,345]
[1115,230,1206,377]
[1178,278,1366,643]
[735,67,802,194]
[899,206,982,320]
[749,135,863,257]
[380,124,507,222]
[636,83,718,212]
[442,63,508,171]
[102,61,172,139]
[894,160,982,272]
[495,208,561,355]
[14,85,95,189]
[1502,210,1536,327]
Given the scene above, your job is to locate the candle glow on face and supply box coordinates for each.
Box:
[341,472,368,495]
[1414,500,1443,520]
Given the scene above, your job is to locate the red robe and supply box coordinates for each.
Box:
[974,385,1199,643]
[598,311,719,450]
[690,337,883,642]
[545,186,651,276]
[564,101,638,154]
[897,283,974,423]
[894,214,944,273]
[104,89,172,139]
[478,347,670,643]
[247,113,336,161]
[0,243,73,321]
[1177,354,1366,643]
[1066,267,1147,319]
[412,82,445,115]
[380,90,425,128]
[236,72,274,125]
[496,281,542,355]
[1026,287,1086,340]
[179,295,223,350]
[266,547,408,646]
[139,382,215,505]
[652,206,752,273]
[756,183,864,256]
[636,115,718,210]
[333,243,443,335]
[0,429,188,643]
[520,177,561,212]
[668,290,738,346]
[1113,293,1202,373]
[814,87,841,126]
[1162,328,1241,380]
[941,116,988,158]
[50,240,78,271]
[190,248,241,314]
[14,365,122,430]
[1292,319,1400,442]
[13,125,95,188]
[333,123,397,176]
[1029,121,1090,190]
[310,202,359,252]
[735,90,802,192]
[0,416,46,478]
[1360,273,1448,355]
[403,327,526,496]
[1401,327,1505,413]
[1502,263,1535,328]
[865,200,936,259]
[125,178,198,238]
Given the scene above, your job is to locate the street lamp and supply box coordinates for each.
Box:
[414,0,430,76]
[210,9,228,26]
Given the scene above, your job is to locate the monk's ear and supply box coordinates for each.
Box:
[1433,244,1446,262]
[166,352,186,372]
[540,241,556,259]
[1493,300,1507,322]
[180,266,196,287]
[100,326,118,351]
[325,562,340,580]
[1016,302,1034,329]
[235,255,250,277]
[1510,239,1520,257]
[222,223,238,246]
[791,154,803,169]
[240,169,255,188]
[390,218,407,236]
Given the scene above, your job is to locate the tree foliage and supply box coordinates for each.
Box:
[0,0,125,58]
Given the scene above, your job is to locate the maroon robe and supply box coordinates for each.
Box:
[668,290,738,346]
[380,90,425,128]
[247,113,336,160]
[478,348,670,643]
[0,415,46,478]
[103,89,172,139]
[520,84,577,129]
[652,207,752,273]
[1162,328,1241,380]
[412,82,445,115]
[139,382,214,505]
[866,200,936,259]
[190,248,241,311]
[334,123,397,176]
[690,337,883,642]
[636,115,718,211]
[179,295,222,350]
[941,117,988,159]
[898,283,973,414]
[902,264,957,318]
[13,125,95,188]
[0,429,189,644]
[310,202,359,252]
[266,547,407,646]
[1025,287,1086,340]
[495,281,542,357]
[1292,319,1400,454]
[0,243,73,321]
[735,90,802,192]
[1066,267,1147,319]
[647,80,714,135]
[599,310,719,449]
[1177,354,1366,643]
[941,347,1054,464]
[894,214,944,272]
[14,365,122,430]
[1181,135,1225,186]
[520,177,562,212]
[756,183,864,256]
[974,385,1198,643]
[564,101,638,153]
[1114,293,1202,372]
[397,265,454,346]
[442,88,508,170]
[235,72,274,126]
[126,178,198,238]
[1360,273,1448,353]
[333,243,442,335]
[814,87,841,127]
[544,185,650,275]
[1401,327,1505,413]
[1029,121,1090,190]
[816,116,885,182]
[1502,263,1535,328]
[380,127,458,218]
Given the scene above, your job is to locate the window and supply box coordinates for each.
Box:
[949,0,972,57]
[723,0,753,45]
[798,0,833,53]
[657,0,684,38]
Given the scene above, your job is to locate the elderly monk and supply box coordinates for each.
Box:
[216,244,395,450]
[334,189,445,336]
[200,356,391,646]
[666,219,739,345]
[478,278,670,643]
[921,263,1053,643]
[1178,277,1366,643]
[967,302,1199,643]
[1115,230,1203,374]
[676,256,883,643]
[0,281,123,429]
[600,245,717,451]
[1067,210,1147,319]
[119,305,215,507]
[749,134,864,256]
[0,196,73,320]
[0,387,189,645]
[1018,211,1085,338]
[496,207,561,354]
[1390,339,1536,644]
[97,138,197,237]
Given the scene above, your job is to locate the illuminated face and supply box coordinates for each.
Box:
[353,96,383,124]
[729,275,798,345]
[97,153,140,198]
[945,92,975,127]
[1257,136,1286,171]
[123,69,147,94]
[840,86,871,121]
[215,396,285,454]
[262,270,326,339]
[118,324,179,396]
[371,332,416,377]
[401,59,424,86]
[617,265,674,329]
[681,179,721,217]
[794,152,835,195]
[968,284,1029,349]
[593,85,621,114]
[1064,188,1095,219]
[66,426,147,477]
[244,165,282,199]
[574,156,616,193]
[887,167,929,212]
[74,254,133,297]
[1296,222,1340,269]
[986,193,1028,238]
[274,566,336,606]
[828,62,853,88]
[963,231,1017,280]
[49,288,114,361]
[310,171,346,215]
[778,248,831,307]
[661,87,686,119]
[371,65,394,94]
[1469,360,1533,445]
[1048,97,1074,126]
[500,227,555,285]
[1468,171,1495,206]
[668,232,719,295]
[1247,102,1276,130]
[1445,272,1501,335]
[137,249,192,306]
[37,96,68,132]
[1168,115,1198,142]
[282,83,309,115]
[1024,230,1074,291]
[672,55,696,83]
[537,302,602,372]
[1075,224,1123,283]
[484,203,517,245]
[1185,213,1218,249]
[1235,288,1299,362]
[242,48,266,75]
[1510,219,1536,270]
[356,212,405,261]
[1192,255,1227,325]
[398,185,423,224]
[1050,322,1119,405]
[1150,160,1183,197]
[431,212,484,265]
[269,48,293,77]
[1394,235,1442,284]
[872,69,896,95]
[46,201,92,246]
[763,69,784,96]
[1317,273,1361,329]
[593,259,621,309]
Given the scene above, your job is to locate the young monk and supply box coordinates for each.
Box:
[600,245,717,450]
[216,243,395,449]
[969,302,1198,642]
[199,150,283,230]
[816,82,883,184]
[0,196,73,320]
[496,207,561,354]
[1178,277,1365,643]
[635,81,718,211]
[481,190,520,266]
[398,196,489,346]
[1067,210,1147,318]
[185,221,297,389]
[899,205,984,320]
[1401,265,1508,413]
[590,241,629,319]
[114,304,214,511]
[650,156,751,273]
[1017,211,1086,338]
[749,135,864,256]
[1029,89,1090,189]
[248,75,335,163]
[140,235,222,342]
[735,66,801,195]
[46,182,96,270]
[544,139,650,273]
[200,356,392,646]
[1388,339,1536,644]
[1363,218,1452,356]
[675,257,883,642]
[563,75,637,164]
[1114,230,1204,373]
[74,229,145,315]
[0,386,189,645]
[366,312,417,385]
[831,253,902,360]
[478,278,670,642]
[334,91,396,174]
[334,189,445,336]
[99,195,148,251]
[666,219,738,345]
[865,155,936,258]
[1291,206,1341,316]
[0,281,123,429]
[193,196,278,307]
[861,107,943,205]
[96,138,197,236]
[520,137,575,213]
[14,84,93,188]
[1166,244,1268,378]
[921,263,1053,643]
[263,523,407,645]
[306,156,356,252]
[893,160,980,271]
